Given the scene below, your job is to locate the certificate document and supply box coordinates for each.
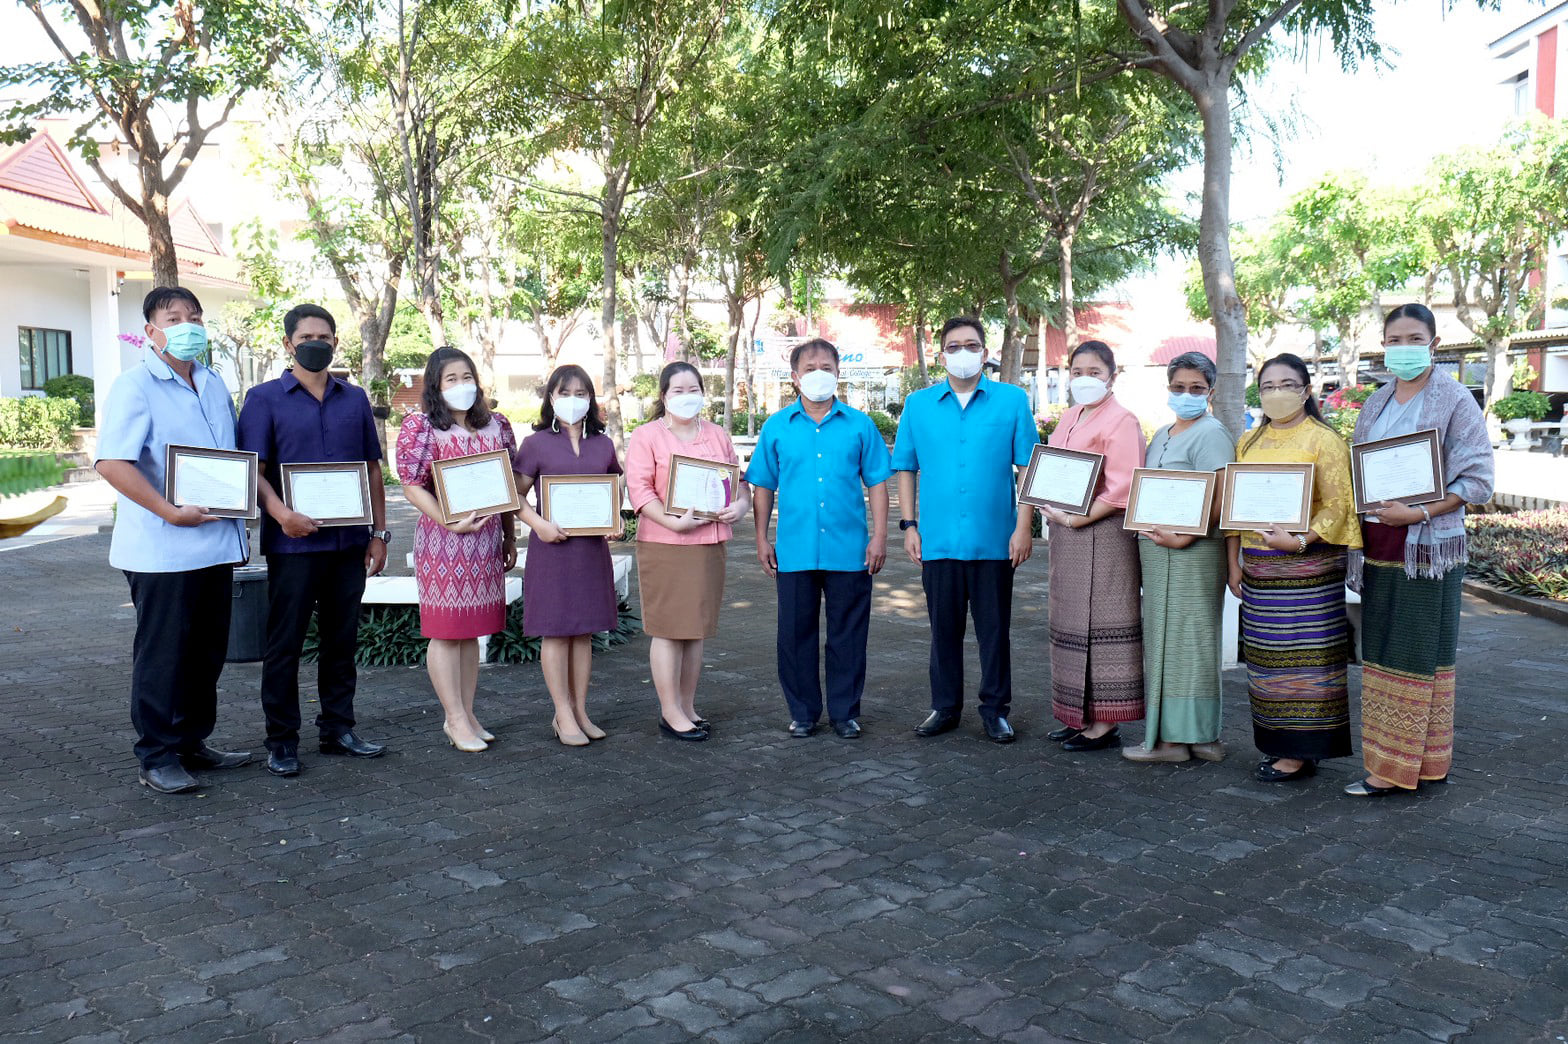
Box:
[166,445,258,519]
[1125,469,1216,535]
[1352,429,1445,513]
[1222,463,1314,531]
[431,449,521,523]
[667,455,735,519]
[1018,445,1104,515]
[282,462,372,526]
[540,475,622,535]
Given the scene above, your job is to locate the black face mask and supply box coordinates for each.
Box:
[293,339,334,373]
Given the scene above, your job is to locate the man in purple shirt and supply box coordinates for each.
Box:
[237,304,390,777]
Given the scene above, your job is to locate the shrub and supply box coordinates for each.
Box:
[1465,508,1568,602]
[0,450,66,496]
[42,374,94,420]
[867,409,897,442]
[0,396,80,449]
[728,411,767,435]
[1489,390,1551,423]
[1244,382,1260,408]
[1038,404,1066,442]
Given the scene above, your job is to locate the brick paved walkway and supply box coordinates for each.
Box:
[3,502,1566,1042]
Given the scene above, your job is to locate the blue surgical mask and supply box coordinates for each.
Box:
[159,322,208,361]
[1168,391,1210,419]
[1384,342,1432,381]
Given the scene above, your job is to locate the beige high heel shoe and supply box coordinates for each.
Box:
[443,723,487,753]
[476,727,496,742]
[579,719,606,741]
[552,717,590,747]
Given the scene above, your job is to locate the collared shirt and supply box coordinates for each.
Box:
[890,375,1038,561]
[625,419,740,545]
[237,370,383,555]
[745,398,892,573]
[94,347,248,573]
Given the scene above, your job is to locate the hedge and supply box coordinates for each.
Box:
[1465,508,1568,602]
[0,396,80,449]
[42,374,94,420]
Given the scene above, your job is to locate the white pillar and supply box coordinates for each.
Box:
[88,266,120,429]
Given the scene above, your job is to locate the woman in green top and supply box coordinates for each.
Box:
[1124,352,1236,765]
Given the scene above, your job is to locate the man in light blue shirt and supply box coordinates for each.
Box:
[748,339,891,738]
[94,287,253,794]
[891,317,1038,743]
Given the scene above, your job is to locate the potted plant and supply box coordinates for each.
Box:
[368,377,392,420]
[1490,390,1551,450]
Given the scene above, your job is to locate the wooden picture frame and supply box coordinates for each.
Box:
[430,448,521,525]
[1123,468,1219,537]
[665,453,739,521]
[1017,444,1104,515]
[1351,428,1446,514]
[1219,462,1315,533]
[164,444,259,520]
[279,461,373,527]
[539,474,623,536]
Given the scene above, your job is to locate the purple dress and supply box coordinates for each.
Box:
[513,427,622,636]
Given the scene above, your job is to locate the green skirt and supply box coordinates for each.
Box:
[1139,536,1226,745]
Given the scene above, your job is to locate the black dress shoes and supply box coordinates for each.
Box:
[832,719,861,739]
[660,718,708,741]
[180,745,253,770]
[1255,759,1317,782]
[139,764,200,793]
[320,731,386,758]
[1047,726,1083,743]
[267,748,302,777]
[788,720,817,738]
[691,718,710,730]
[1062,727,1120,752]
[983,717,1016,744]
[914,711,960,737]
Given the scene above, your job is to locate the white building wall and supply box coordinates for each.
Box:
[0,265,96,397]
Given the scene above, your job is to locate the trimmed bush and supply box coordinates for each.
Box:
[0,396,80,449]
[1489,390,1551,423]
[42,374,94,420]
[867,409,897,442]
[1465,508,1568,602]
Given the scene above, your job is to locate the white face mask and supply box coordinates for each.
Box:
[666,392,704,420]
[797,370,838,402]
[944,348,984,380]
[1069,376,1109,406]
[442,383,479,411]
[553,395,590,425]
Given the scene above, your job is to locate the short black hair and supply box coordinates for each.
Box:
[142,286,203,321]
[284,303,337,339]
[790,338,839,371]
[939,317,985,347]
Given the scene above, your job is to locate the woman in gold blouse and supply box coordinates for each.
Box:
[1224,353,1361,784]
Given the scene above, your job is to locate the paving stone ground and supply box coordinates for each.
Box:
[3,497,1567,1043]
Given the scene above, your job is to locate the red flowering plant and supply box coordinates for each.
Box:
[1324,383,1377,442]
[1465,508,1568,602]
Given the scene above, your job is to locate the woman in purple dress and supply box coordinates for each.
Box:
[514,365,623,746]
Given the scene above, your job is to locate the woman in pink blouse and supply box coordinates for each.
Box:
[625,362,751,741]
[1037,341,1148,753]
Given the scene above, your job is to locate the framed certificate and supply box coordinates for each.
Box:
[1220,462,1315,533]
[1018,444,1104,515]
[430,448,521,524]
[666,454,739,520]
[165,444,259,520]
[1351,428,1445,514]
[280,462,373,526]
[539,474,622,536]
[1123,468,1218,536]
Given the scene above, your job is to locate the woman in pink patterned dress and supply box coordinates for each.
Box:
[396,347,517,752]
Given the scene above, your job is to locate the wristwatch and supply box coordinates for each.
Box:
[371,529,392,543]
[899,519,919,531]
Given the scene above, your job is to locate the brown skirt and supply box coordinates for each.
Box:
[636,541,726,639]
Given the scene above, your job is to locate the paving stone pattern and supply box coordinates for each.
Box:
[3,504,1567,1042]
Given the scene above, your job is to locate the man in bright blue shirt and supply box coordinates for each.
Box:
[891,317,1038,743]
[747,339,891,738]
[94,287,254,794]
[237,304,389,778]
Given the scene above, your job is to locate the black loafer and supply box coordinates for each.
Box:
[179,745,253,770]
[139,764,200,793]
[660,718,708,741]
[1344,779,1401,797]
[267,749,301,778]
[1062,727,1120,752]
[831,719,861,739]
[1047,726,1083,743]
[1255,759,1317,782]
[788,720,817,738]
[983,717,1016,744]
[914,711,960,737]
[319,731,386,758]
[691,718,710,730]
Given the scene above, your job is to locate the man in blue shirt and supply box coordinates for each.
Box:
[747,339,891,738]
[891,318,1038,743]
[94,287,254,793]
[237,304,389,778]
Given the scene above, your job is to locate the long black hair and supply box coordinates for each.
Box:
[420,346,492,432]
[1242,352,1332,453]
[1069,339,1116,372]
[535,363,606,436]
[648,361,703,421]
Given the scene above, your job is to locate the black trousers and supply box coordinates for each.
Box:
[921,558,1014,720]
[776,569,872,724]
[125,564,234,770]
[261,549,367,752]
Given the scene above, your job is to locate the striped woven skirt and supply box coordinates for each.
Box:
[1139,536,1226,745]
[1047,516,1144,728]
[1239,545,1353,761]
[1356,523,1461,789]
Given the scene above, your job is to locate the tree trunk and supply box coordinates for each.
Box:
[1485,337,1513,406]
[1194,82,1249,436]
[143,178,180,287]
[723,292,744,432]
[1049,232,1077,397]
[1335,320,1359,390]
[600,183,625,441]
[675,263,693,361]
[915,312,929,383]
[999,257,1024,386]
[746,299,762,436]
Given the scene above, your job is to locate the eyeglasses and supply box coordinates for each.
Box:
[1168,384,1210,394]
[1259,382,1304,393]
[944,342,983,353]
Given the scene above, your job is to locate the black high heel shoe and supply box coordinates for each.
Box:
[659,717,708,742]
[1255,759,1317,782]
